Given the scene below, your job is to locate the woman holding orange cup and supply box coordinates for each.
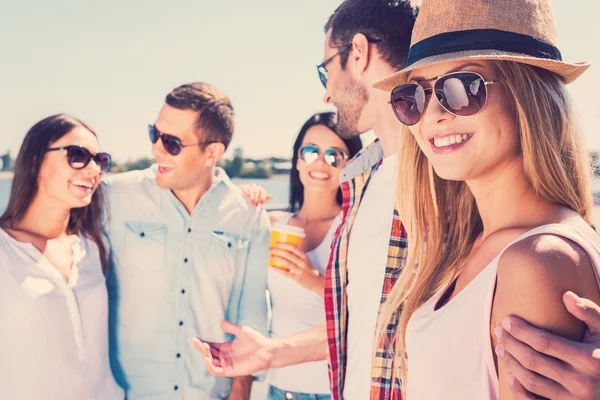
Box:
[245,112,361,399]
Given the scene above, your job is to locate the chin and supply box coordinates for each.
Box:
[69,197,93,209]
[432,166,470,182]
[155,175,172,190]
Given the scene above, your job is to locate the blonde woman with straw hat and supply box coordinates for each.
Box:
[374,0,600,399]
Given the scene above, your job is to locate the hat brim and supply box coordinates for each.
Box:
[373,49,591,92]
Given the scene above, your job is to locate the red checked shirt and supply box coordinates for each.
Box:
[324,140,407,400]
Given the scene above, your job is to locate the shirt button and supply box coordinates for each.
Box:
[181,289,185,294]
[188,228,192,233]
[184,258,188,263]
[285,392,294,400]
[176,353,181,358]
[140,232,145,238]
[227,242,232,248]
[179,321,184,326]
[174,385,179,391]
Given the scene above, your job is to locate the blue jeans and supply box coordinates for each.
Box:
[268,385,331,400]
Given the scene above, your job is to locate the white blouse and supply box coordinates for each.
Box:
[0,228,123,400]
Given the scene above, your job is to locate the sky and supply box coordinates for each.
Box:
[1,0,598,163]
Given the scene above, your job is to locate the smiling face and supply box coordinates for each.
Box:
[38,126,103,209]
[151,104,215,191]
[297,124,350,195]
[405,60,519,182]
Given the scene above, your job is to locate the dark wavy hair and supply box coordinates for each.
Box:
[0,114,110,273]
[289,112,363,212]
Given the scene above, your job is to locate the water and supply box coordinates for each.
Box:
[0,177,289,215]
[0,179,11,214]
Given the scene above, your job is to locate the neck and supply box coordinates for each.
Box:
[296,188,341,222]
[15,194,71,239]
[370,89,402,157]
[172,167,215,214]
[467,157,558,238]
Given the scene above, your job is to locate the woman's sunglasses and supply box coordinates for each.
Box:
[46,145,111,174]
[299,144,348,168]
[149,124,214,156]
[389,71,504,126]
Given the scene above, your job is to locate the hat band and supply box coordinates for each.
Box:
[406,29,562,67]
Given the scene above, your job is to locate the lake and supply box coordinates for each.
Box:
[0,177,290,215]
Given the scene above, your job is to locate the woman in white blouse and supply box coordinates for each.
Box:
[0,114,123,399]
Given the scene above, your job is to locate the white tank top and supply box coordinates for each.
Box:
[405,223,600,400]
[267,212,340,394]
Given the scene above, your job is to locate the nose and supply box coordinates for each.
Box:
[422,94,454,125]
[83,157,102,175]
[151,139,167,159]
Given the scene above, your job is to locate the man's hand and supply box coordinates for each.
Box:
[494,291,600,399]
[191,320,276,377]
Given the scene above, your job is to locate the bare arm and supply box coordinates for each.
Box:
[496,291,600,399]
[192,321,328,377]
[492,234,600,400]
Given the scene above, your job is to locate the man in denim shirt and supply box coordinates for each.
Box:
[103,82,270,399]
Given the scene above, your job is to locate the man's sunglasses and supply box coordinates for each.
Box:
[316,38,381,89]
[299,144,348,168]
[389,71,504,126]
[46,145,111,174]
[149,124,215,156]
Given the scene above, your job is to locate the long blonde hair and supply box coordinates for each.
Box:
[378,60,592,391]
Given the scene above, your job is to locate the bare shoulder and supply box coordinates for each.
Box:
[494,228,600,340]
[498,230,594,282]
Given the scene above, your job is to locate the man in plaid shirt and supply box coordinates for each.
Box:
[195,2,419,400]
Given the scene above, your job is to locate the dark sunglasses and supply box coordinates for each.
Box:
[46,145,111,174]
[316,38,381,89]
[149,124,215,156]
[299,144,348,168]
[389,71,504,126]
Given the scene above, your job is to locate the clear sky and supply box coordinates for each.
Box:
[1,0,598,163]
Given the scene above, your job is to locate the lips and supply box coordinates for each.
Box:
[432,134,472,148]
[69,177,96,194]
[157,163,175,174]
[309,171,331,180]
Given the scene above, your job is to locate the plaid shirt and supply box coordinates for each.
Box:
[324,140,408,400]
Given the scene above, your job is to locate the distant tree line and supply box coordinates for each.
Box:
[3,149,600,179]
[0,148,292,178]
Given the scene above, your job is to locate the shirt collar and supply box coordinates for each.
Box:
[339,140,385,183]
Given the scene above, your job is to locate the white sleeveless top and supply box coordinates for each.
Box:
[267,212,340,394]
[405,224,600,400]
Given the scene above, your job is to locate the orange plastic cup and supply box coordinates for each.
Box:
[269,223,305,271]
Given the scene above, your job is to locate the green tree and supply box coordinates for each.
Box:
[225,147,244,178]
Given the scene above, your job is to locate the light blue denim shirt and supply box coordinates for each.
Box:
[103,166,270,399]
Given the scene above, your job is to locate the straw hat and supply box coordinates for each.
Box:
[373,0,590,91]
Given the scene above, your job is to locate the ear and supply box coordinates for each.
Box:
[350,33,372,75]
[204,143,226,168]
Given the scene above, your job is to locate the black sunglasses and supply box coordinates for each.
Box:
[46,145,112,174]
[149,124,216,156]
[299,144,348,168]
[316,38,381,88]
[389,71,504,126]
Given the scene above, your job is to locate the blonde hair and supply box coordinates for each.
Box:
[378,60,592,391]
